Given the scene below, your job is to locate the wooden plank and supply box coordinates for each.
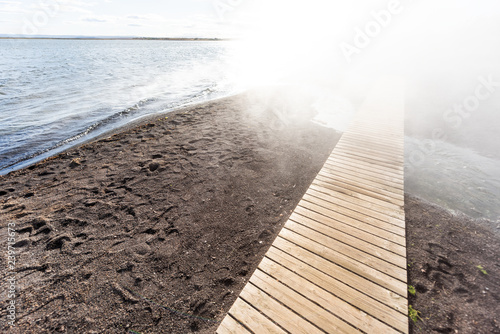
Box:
[348,129,402,138]
[314,173,404,205]
[346,123,404,134]
[338,142,404,157]
[267,247,409,333]
[227,298,287,334]
[340,133,404,146]
[341,132,403,144]
[217,315,252,334]
[349,115,402,122]
[290,211,405,258]
[320,166,404,194]
[318,177,403,201]
[322,161,404,190]
[314,174,404,207]
[305,186,405,226]
[340,133,404,150]
[335,141,404,164]
[318,168,404,198]
[337,139,404,155]
[258,257,401,334]
[348,124,403,135]
[335,148,403,166]
[313,177,403,213]
[347,127,401,136]
[332,148,405,168]
[334,146,404,165]
[342,131,405,147]
[325,154,405,178]
[335,142,404,163]
[347,126,403,137]
[288,215,406,268]
[272,237,407,312]
[284,221,407,277]
[294,205,406,247]
[323,159,404,187]
[278,228,407,295]
[303,191,403,236]
[250,269,361,334]
[299,196,405,239]
[330,151,404,173]
[241,283,325,334]
[327,154,404,177]
[313,175,404,210]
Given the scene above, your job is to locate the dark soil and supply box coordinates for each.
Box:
[0,93,340,333]
[406,194,500,334]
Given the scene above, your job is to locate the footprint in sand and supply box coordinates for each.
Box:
[149,162,160,172]
[12,239,30,248]
[46,234,72,250]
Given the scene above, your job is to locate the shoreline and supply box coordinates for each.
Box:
[1,94,498,333]
[0,37,230,41]
[0,94,238,177]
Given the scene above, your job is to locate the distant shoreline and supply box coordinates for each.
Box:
[0,37,231,41]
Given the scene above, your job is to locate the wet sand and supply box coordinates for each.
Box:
[1,93,498,333]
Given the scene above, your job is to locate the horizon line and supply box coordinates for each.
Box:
[0,34,234,41]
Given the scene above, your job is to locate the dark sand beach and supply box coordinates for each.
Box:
[1,94,499,333]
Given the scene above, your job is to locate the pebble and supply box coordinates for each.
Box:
[69,158,81,168]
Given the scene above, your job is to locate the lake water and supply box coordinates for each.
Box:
[0,39,240,174]
[405,136,500,224]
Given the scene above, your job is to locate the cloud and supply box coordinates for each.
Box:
[81,16,110,23]
[78,13,163,27]
[57,0,94,7]
[125,14,165,22]
[57,0,95,14]
[0,0,21,5]
[60,6,92,14]
[0,1,24,13]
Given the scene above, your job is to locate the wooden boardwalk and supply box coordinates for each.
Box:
[217,81,407,333]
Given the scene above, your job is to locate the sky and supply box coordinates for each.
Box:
[0,0,240,37]
[1,0,499,39]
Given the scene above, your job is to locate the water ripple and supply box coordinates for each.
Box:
[0,39,238,174]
